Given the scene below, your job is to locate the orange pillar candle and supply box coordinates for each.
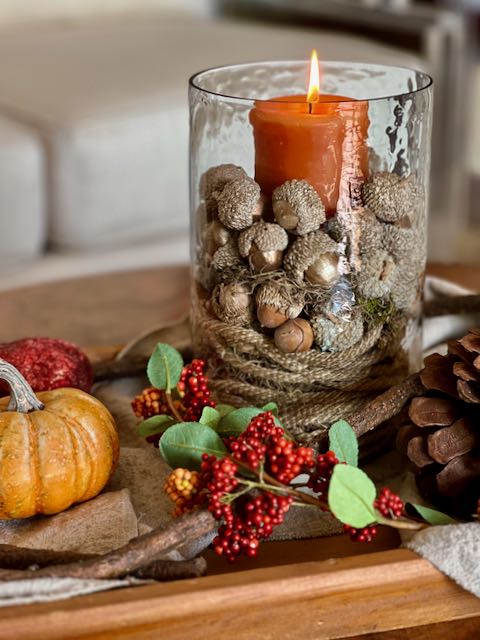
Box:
[249,52,369,215]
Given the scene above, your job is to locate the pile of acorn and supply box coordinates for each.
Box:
[196,163,420,355]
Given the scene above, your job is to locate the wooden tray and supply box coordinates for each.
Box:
[1,264,479,638]
[1,528,480,640]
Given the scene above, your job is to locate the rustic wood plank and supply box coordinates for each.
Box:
[0,549,478,640]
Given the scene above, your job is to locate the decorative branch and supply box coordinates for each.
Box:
[299,373,425,447]
[0,545,92,570]
[134,557,207,581]
[0,510,215,582]
[93,356,149,382]
[424,294,480,318]
[0,544,207,582]
[348,373,424,438]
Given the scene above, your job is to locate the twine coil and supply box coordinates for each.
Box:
[193,301,409,444]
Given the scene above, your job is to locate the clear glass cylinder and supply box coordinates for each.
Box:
[189,61,433,438]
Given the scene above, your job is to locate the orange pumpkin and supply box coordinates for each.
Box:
[0,358,119,519]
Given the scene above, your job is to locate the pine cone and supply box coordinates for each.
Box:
[397,329,480,515]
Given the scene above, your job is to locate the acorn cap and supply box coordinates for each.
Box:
[381,224,416,262]
[311,308,364,353]
[255,281,304,319]
[210,238,243,271]
[238,222,289,257]
[283,231,339,284]
[211,282,252,327]
[272,179,325,235]
[356,249,397,299]
[200,164,248,202]
[359,208,384,252]
[214,177,263,231]
[362,172,415,223]
[391,257,425,312]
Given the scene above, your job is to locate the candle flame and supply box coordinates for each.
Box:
[307,49,320,104]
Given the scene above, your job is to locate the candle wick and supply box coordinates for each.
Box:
[308,102,313,114]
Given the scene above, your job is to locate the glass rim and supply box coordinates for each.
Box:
[189,60,433,105]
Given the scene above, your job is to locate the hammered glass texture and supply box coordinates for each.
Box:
[189,61,433,368]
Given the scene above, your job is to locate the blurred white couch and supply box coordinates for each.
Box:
[0,9,423,291]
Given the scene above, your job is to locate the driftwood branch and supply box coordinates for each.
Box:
[0,510,215,582]
[347,373,425,438]
[94,355,149,382]
[0,545,92,570]
[134,557,207,580]
[300,373,425,447]
[94,349,193,382]
[0,544,207,582]
[424,294,480,318]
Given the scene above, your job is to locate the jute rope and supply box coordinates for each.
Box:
[193,301,409,446]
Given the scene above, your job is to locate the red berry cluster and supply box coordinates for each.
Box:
[307,451,339,499]
[179,359,216,422]
[343,524,378,543]
[196,451,295,561]
[374,487,404,519]
[213,493,293,562]
[201,454,238,522]
[227,412,315,483]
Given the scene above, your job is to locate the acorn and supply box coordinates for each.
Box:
[214,177,265,231]
[311,309,364,353]
[356,249,396,299]
[238,222,289,273]
[255,281,304,328]
[362,172,415,223]
[274,318,314,353]
[204,219,231,255]
[200,164,248,202]
[211,282,252,327]
[272,180,325,235]
[284,231,340,287]
[305,254,341,288]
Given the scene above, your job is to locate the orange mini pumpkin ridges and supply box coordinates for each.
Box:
[0,358,119,519]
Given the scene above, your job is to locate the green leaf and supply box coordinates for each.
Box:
[328,420,359,467]
[262,402,279,416]
[199,406,221,429]
[138,415,177,438]
[218,407,262,436]
[159,422,228,470]
[411,504,458,526]
[215,404,236,418]
[328,465,377,528]
[147,343,184,391]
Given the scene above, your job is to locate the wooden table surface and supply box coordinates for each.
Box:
[0,262,479,639]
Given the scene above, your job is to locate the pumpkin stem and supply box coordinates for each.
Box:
[0,358,44,413]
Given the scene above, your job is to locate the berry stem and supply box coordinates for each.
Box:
[233,458,329,511]
[375,513,425,531]
[165,390,184,423]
